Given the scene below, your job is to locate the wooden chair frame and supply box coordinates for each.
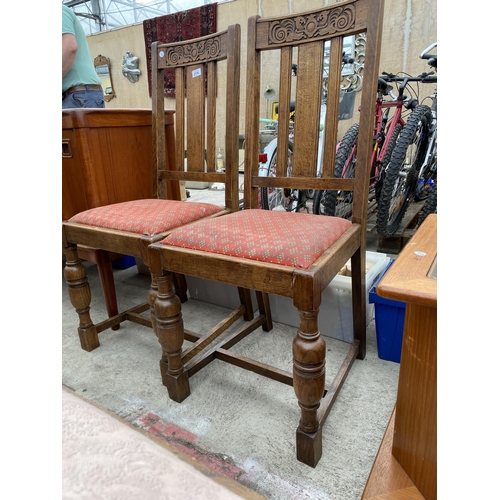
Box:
[149,0,384,467]
[62,25,241,351]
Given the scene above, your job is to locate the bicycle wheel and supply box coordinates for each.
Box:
[374,122,402,203]
[376,105,432,238]
[414,141,437,202]
[261,142,300,211]
[313,123,359,217]
[417,177,437,227]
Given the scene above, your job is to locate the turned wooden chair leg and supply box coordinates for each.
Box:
[293,308,326,467]
[153,270,190,402]
[63,243,100,351]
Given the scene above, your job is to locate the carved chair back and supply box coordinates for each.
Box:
[244,1,381,231]
[152,24,241,212]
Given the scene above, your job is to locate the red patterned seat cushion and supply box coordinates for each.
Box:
[68,200,223,236]
[162,209,352,269]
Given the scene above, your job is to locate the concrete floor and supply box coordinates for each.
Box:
[62,184,401,499]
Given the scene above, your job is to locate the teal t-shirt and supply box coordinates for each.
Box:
[62,5,100,92]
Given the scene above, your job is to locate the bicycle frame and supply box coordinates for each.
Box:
[339,79,412,184]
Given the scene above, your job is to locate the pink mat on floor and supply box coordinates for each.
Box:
[62,386,252,499]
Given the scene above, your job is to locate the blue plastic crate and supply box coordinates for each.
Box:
[112,255,136,270]
[369,260,406,363]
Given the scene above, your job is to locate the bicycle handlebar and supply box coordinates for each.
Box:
[420,42,437,59]
[420,42,437,69]
[381,71,436,84]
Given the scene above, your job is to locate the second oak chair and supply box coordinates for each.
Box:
[148,0,385,467]
[62,25,242,351]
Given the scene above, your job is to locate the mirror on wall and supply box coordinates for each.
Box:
[94,55,115,102]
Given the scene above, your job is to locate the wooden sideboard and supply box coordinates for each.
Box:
[62,108,177,220]
[362,214,437,500]
[62,108,177,322]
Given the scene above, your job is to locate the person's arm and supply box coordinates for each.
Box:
[62,33,78,77]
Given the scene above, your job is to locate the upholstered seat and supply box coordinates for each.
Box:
[69,200,222,236]
[163,209,352,268]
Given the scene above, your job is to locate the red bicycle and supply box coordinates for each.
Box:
[313,72,422,218]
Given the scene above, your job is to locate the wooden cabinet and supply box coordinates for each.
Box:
[362,214,437,500]
[62,108,177,220]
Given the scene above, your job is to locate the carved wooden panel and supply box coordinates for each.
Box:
[157,33,227,69]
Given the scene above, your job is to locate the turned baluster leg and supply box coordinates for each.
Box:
[153,271,190,402]
[293,308,326,467]
[63,243,99,351]
[148,270,159,333]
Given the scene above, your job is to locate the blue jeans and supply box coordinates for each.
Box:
[62,88,105,109]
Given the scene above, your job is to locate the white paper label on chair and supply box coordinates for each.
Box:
[192,68,202,78]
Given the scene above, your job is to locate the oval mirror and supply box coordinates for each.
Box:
[94,54,115,102]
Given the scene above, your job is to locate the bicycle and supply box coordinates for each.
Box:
[312,71,423,218]
[415,43,438,227]
[376,43,437,237]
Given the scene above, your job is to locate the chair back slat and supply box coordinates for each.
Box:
[152,25,241,211]
[275,47,293,179]
[206,61,217,173]
[292,41,324,177]
[322,37,343,178]
[174,67,185,173]
[186,63,206,172]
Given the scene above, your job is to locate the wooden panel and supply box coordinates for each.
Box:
[392,304,437,500]
[62,128,88,221]
[362,409,425,500]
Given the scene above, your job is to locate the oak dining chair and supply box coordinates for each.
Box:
[148,0,385,467]
[62,24,242,351]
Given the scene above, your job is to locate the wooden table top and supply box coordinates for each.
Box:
[377,214,437,308]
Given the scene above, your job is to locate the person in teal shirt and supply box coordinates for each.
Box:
[62,4,104,108]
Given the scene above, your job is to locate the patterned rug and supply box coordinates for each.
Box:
[143,3,217,98]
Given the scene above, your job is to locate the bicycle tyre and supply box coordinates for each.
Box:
[417,177,437,227]
[374,122,402,203]
[414,142,437,202]
[261,142,297,211]
[376,105,432,238]
[313,123,359,217]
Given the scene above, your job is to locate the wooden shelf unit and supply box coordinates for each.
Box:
[362,214,437,500]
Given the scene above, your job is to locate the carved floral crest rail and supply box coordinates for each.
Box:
[267,5,356,44]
